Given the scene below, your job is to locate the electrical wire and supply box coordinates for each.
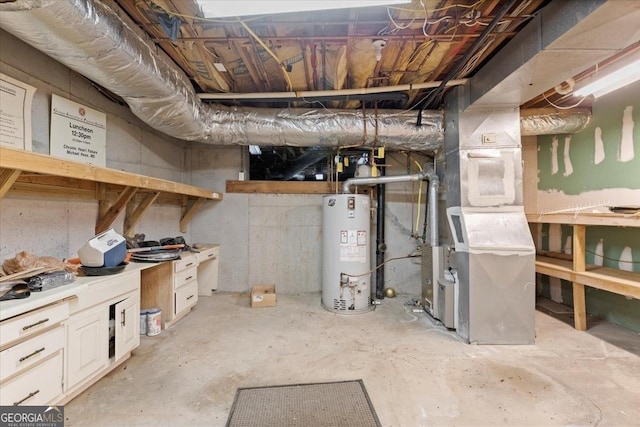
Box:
[585,249,640,264]
[236,18,293,91]
[341,254,421,278]
[538,251,640,265]
[389,0,486,14]
[542,92,589,110]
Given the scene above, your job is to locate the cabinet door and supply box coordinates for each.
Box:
[114,296,140,361]
[66,307,108,391]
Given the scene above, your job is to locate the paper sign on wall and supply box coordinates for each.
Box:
[50,94,106,166]
[0,73,36,151]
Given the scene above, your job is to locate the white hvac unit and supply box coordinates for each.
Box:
[322,194,373,314]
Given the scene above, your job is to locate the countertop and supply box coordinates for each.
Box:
[1,261,155,322]
[0,245,220,322]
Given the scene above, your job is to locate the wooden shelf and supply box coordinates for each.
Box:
[527,212,639,227]
[0,146,222,234]
[226,180,338,194]
[529,220,639,331]
[536,255,640,299]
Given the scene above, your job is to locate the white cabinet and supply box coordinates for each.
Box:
[173,254,198,318]
[0,326,64,382]
[66,306,108,390]
[0,302,68,406]
[114,295,139,361]
[65,274,141,396]
[0,351,64,406]
[197,245,219,296]
[0,267,143,406]
[0,302,68,348]
[175,281,198,315]
[141,251,210,329]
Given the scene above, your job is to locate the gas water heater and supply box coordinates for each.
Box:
[322,194,373,314]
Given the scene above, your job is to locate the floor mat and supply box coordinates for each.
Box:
[226,379,381,427]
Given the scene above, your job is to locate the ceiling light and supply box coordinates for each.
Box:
[196,0,410,18]
[574,59,640,98]
[213,62,227,72]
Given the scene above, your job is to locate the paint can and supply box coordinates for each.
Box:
[146,308,161,336]
[140,309,148,335]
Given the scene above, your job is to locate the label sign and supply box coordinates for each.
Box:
[50,94,106,166]
[339,229,367,262]
[0,73,36,150]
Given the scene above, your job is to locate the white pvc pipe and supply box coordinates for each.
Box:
[197,79,469,101]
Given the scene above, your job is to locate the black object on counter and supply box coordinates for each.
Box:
[81,262,128,276]
[0,283,30,301]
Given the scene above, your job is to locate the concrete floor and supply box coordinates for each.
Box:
[66,293,640,427]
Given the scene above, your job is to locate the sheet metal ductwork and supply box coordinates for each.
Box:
[0,0,590,151]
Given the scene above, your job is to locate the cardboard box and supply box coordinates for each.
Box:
[251,284,276,308]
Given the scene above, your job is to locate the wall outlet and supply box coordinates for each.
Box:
[238,171,245,181]
[482,133,497,144]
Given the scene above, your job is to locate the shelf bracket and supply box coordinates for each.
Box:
[0,168,22,200]
[180,197,206,233]
[96,186,138,234]
[124,191,160,238]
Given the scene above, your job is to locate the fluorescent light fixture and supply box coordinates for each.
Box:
[248,145,261,155]
[574,59,640,98]
[197,0,410,18]
[213,62,227,72]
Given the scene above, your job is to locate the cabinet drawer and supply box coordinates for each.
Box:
[175,281,198,315]
[174,267,197,290]
[0,326,64,381]
[0,302,69,348]
[174,255,197,273]
[0,351,63,406]
[196,246,219,263]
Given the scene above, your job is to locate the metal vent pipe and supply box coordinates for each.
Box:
[343,163,439,248]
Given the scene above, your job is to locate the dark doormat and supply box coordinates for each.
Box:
[226,379,381,427]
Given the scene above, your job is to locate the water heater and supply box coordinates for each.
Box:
[322,194,373,314]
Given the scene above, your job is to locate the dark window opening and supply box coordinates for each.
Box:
[249,146,373,181]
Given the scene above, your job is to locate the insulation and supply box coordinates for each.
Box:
[0,0,443,150]
[520,108,591,136]
[0,1,590,151]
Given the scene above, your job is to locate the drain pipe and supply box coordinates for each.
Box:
[343,162,440,288]
[376,154,386,300]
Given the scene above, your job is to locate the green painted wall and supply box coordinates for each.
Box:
[538,81,640,194]
[536,81,640,332]
[539,224,640,331]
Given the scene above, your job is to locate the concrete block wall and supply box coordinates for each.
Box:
[0,29,189,261]
[1,27,427,300]
[187,146,425,295]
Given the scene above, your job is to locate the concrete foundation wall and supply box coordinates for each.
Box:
[0,29,188,260]
[1,29,423,298]
[187,146,424,295]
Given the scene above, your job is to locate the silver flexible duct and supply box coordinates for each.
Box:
[520,108,591,136]
[0,0,443,150]
[0,1,590,150]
